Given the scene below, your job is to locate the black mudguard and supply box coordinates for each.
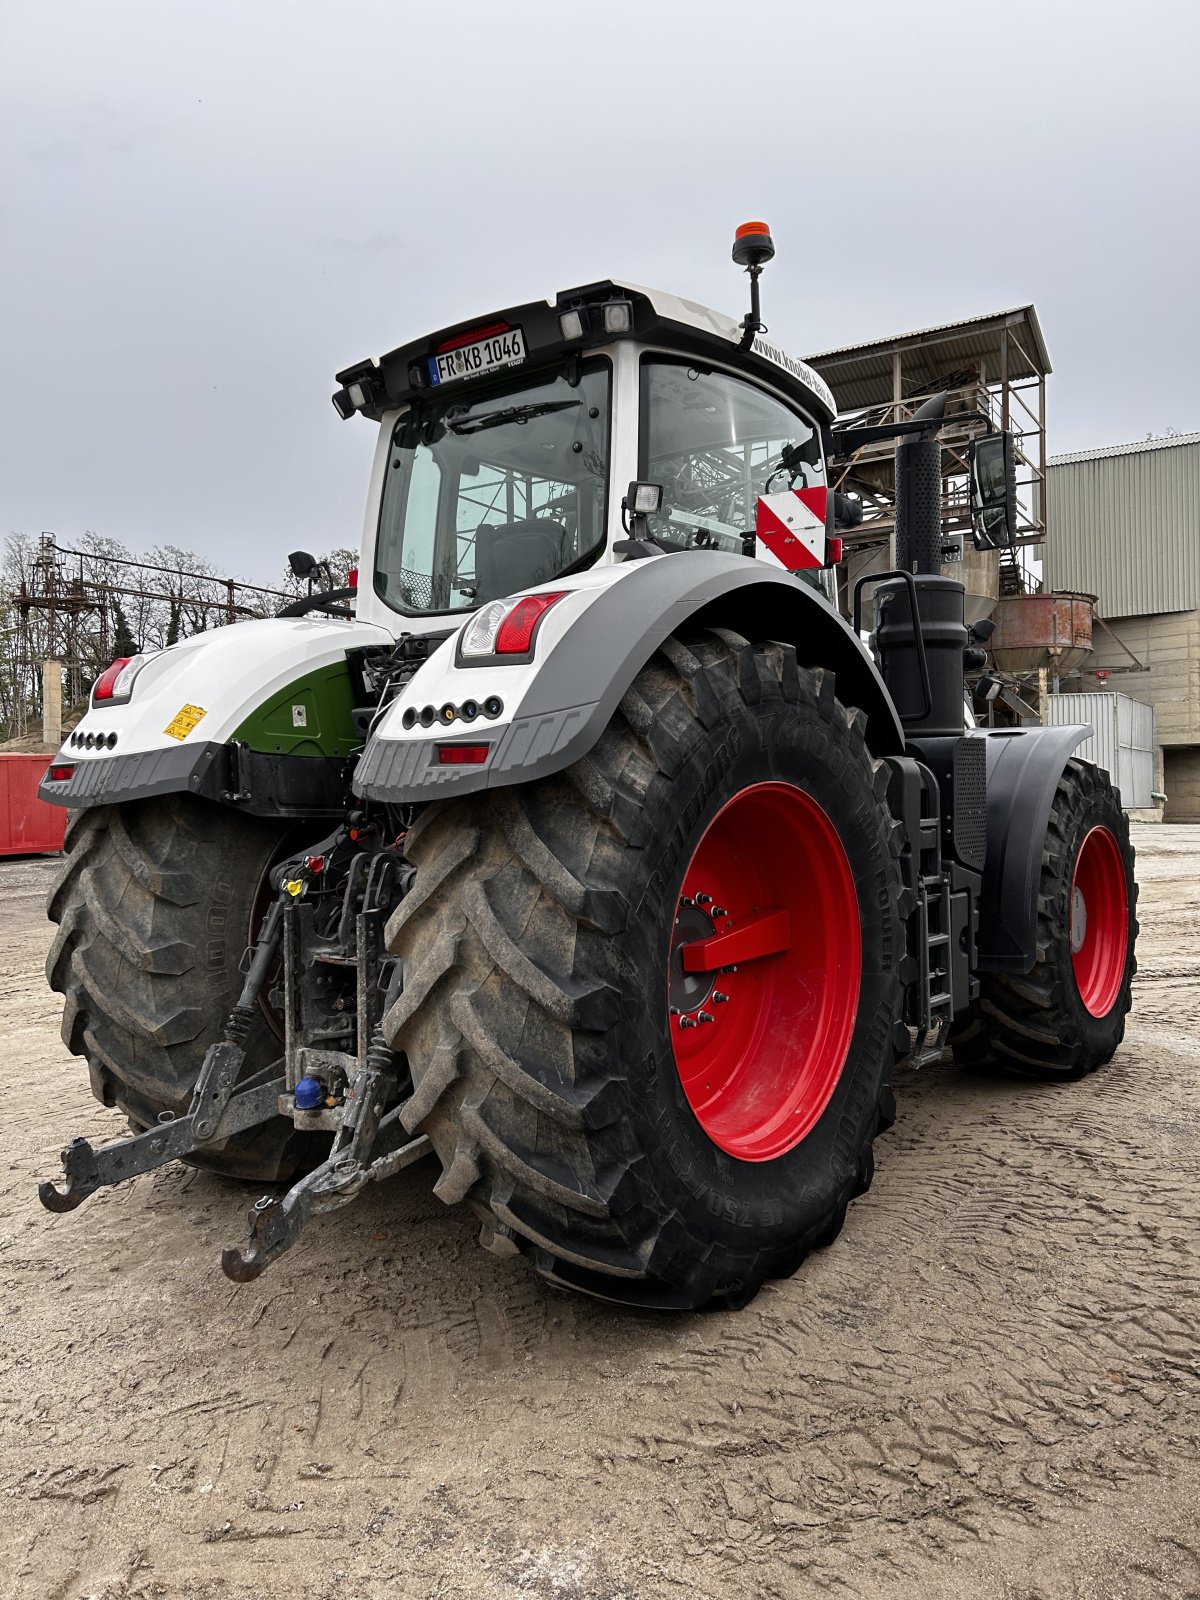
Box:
[354,551,906,804]
[972,723,1091,972]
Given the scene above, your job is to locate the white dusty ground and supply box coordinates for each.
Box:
[1,828,1198,1600]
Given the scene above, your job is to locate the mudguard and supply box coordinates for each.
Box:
[39,615,395,815]
[972,723,1092,972]
[353,549,905,804]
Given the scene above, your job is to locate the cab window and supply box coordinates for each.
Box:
[639,358,825,556]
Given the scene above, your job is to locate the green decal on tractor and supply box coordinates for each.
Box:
[232,662,360,760]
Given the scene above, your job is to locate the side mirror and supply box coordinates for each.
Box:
[969,433,1017,550]
[288,550,319,580]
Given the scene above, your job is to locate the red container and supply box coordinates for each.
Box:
[0,754,68,856]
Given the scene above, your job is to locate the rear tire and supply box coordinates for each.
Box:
[384,630,907,1309]
[47,795,324,1182]
[951,759,1137,1078]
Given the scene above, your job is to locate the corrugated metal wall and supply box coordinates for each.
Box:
[1046,691,1156,808]
[1044,438,1200,619]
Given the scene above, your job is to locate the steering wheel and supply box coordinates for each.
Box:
[277,586,356,620]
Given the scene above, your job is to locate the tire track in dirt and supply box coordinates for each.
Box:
[1,835,1198,1598]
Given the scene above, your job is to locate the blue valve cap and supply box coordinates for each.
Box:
[294,1076,324,1110]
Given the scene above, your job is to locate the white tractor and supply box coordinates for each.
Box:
[38,225,1137,1309]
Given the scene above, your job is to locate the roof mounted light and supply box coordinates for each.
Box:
[558,308,590,343]
[732,220,775,350]
[437,320,511,353]
[732,219,776,268]
[331,388,355,420]
[347,381,368,410]
[601,298,633,335]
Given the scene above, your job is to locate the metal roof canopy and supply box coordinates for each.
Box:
[804,306,1052,593]
[807,306,1051,413]
[1049,430,1200,467]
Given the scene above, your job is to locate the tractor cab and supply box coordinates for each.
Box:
[335,237,843,637]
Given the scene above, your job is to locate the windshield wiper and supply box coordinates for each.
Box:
[447,400,580,436]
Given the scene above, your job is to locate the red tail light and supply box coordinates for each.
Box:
[495,592,567,655]
[347,566,359,591]
[93,657,132,701]
[436,321,510,353]
[47,763,75,782]
[436,744,491,766]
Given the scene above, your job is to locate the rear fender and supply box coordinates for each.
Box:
[973,724,1092,972]
[39,615,395,814]
[353,550,905,803]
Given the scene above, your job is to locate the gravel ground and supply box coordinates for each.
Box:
[2,827,1198,1600]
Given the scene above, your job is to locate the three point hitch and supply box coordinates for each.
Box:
[38,824,429,1281]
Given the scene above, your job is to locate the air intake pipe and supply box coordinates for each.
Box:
[874,397,969,738]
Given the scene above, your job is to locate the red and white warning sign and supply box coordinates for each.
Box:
[755,488,828,571]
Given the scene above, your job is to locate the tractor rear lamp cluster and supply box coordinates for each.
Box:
[401,695,503,731]
[46,763,75,782]
[92,654,147,705]
[459,591,567,660]
[436,743,491,767]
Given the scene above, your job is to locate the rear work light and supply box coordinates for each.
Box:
[436,744,491,766]
[459,591,568,660]
[92,653,147,705]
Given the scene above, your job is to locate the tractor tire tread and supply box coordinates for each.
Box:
[386,630,904,1309]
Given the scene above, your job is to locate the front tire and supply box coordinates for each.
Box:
[385,630,907,1309]
[951,758,1138,1078]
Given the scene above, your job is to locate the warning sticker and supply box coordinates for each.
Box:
[164,704,207,741]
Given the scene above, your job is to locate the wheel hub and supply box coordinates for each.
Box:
[1069,884,1087,954]
[666,781,861,1162]
[669,896,720,1016]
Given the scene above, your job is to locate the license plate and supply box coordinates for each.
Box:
[428,326,526,387]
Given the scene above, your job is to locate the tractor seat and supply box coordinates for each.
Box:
[474,519,569,601]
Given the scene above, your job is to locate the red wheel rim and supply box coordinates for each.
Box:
[1070,824,1129,1018]
[667,782,861,1162]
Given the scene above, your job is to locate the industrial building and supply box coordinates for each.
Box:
[809,312,1198,823]
[1044,432,1200,822]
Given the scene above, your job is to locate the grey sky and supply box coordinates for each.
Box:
[3,0,1197,584]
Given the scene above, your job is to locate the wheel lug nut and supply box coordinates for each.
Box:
[697,1011,714,1024]
[711,907,727,918]
[713,992,729,1004]
[679,895,694,907]
[695,893,713,905]
[678,1016,697,1029]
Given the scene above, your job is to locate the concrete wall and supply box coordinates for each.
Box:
[1164,748,1200,823]
[1068,609,1200,822]
[1077,609,1200,747]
